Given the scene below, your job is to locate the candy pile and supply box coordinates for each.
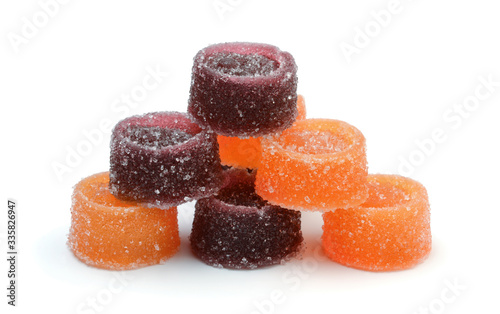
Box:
[68,42,431,272]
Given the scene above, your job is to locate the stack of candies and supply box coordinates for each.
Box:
[68,42,431,271]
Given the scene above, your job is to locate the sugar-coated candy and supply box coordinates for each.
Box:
[190,168,303,269]
[295,94,307,121]
[295,95,307,121]
[322,174,432,271]
[68,172,180,270]
[217,135,262,169]
[109,112,224,208]
[217,95,307,169]
[255,119,369,212]
[188,42,298,137]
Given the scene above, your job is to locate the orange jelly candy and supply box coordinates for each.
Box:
[68,172,180,270]
[255,118,368,211]
[217,95,306,169]
[322,174,432,271]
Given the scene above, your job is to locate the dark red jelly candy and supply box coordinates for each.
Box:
[189,168,303,269]
[109,112,224,208]
[188,42,298,137]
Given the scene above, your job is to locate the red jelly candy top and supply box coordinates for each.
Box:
[188,42,298,137]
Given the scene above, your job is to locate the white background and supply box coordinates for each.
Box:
[1,1,499,313]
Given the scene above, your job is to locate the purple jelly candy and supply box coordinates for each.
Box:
[109,112,224,208]
[188,42,298,138]
[190,168,303,269]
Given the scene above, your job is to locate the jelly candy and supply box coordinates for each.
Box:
[322,174,432,271]
[68,172,180,270]
[256,119,369,211]
[188,42,298,137]
[109,112,224,208]
[190,168,303,269]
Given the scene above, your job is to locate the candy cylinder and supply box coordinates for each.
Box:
[190,169,303,269]
[188,42,298,137]
[109,111,224,208]
[322,174,432,271]
[256,119,369,211]
[68,172,180,270]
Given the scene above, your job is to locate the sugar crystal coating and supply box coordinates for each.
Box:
[190,168,303,269]
[206,52,279,77]
[322,174,432,271]
[188,42,298,137]
[255,119,369,211]
[109,112,224,208]
[68,172,180,270]
[217,95,306,169]
[127,126,192,147]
